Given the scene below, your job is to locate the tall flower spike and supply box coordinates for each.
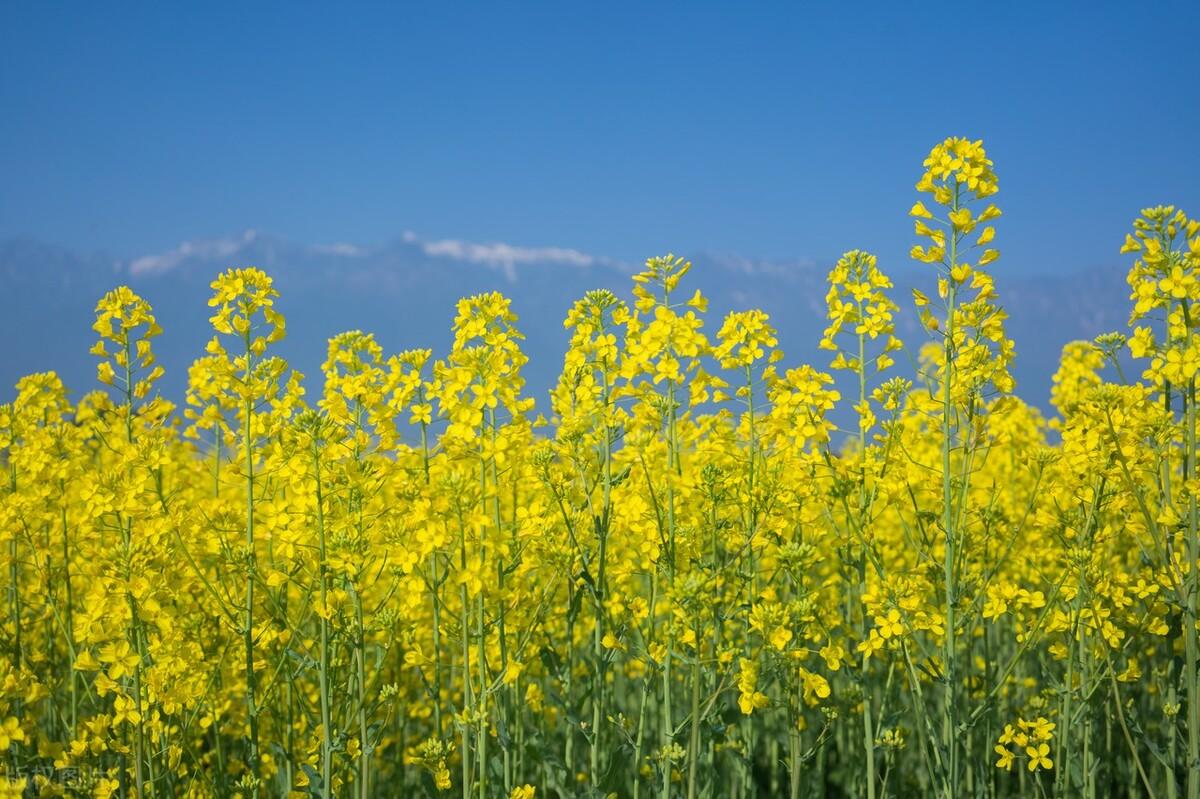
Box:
[910,137,1013,399]
[1122,206,1200,387]
[621,254,710,396]
[91,286,165,400]
[208,267,285,354]
[821,249,903,438]
[910,137,1001,283]
[820,250,901,371]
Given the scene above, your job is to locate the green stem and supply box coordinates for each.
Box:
[459,515,473,799]
[789,682,802,799]
[857,326,878,799]
[940,187,960,799]
[309,436,334,796]
[686,627,702,799]
[1186,374,1199,799]
[661,376,678,799]
[242,334,260,794]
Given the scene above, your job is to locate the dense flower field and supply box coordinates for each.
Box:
[2,137,1199,798]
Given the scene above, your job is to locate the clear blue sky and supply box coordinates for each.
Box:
[1,2,1197,274]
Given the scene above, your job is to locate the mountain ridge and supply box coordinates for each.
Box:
[0,232,1133,421]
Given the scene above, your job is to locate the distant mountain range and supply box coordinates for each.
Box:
[0,230,1133,422]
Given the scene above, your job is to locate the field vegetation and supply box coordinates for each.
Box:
[2,138,1199,797]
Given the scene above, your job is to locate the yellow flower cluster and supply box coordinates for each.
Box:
[820,249,901,434]
[1124,206,1200,386]
[994,717,1055,772]
[91,286,165,399]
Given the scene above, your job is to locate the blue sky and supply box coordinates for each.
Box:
[2,2,1197,275]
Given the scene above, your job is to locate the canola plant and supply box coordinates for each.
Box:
[2,138,1199,798]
